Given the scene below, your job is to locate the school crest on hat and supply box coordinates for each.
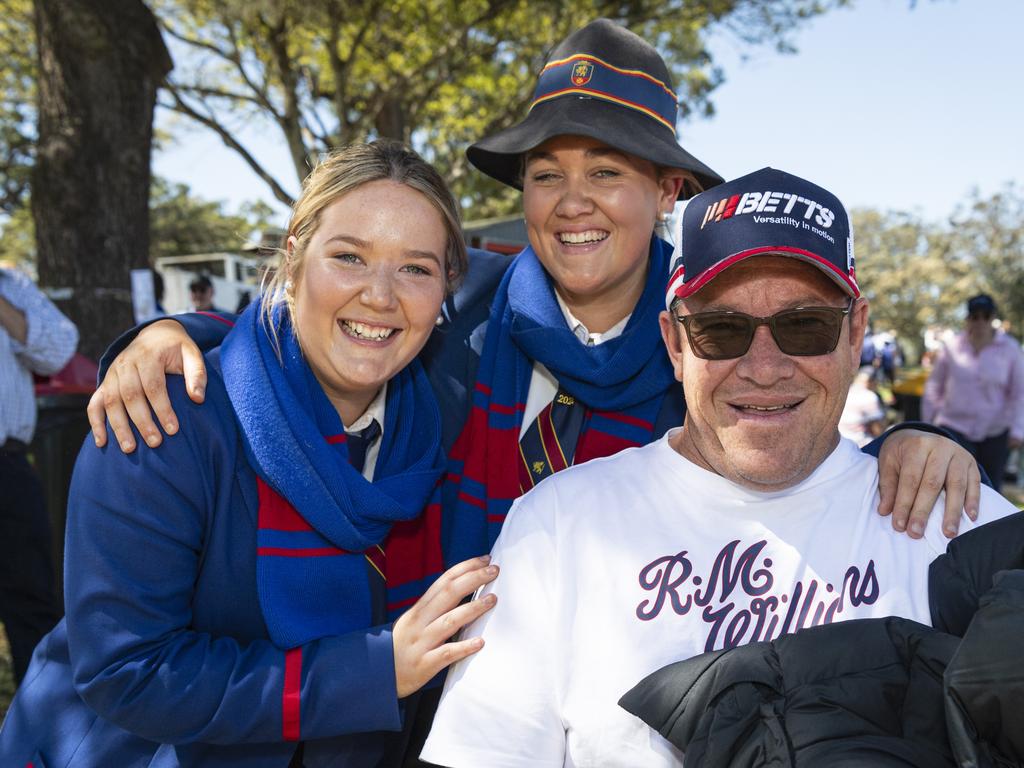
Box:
[571,59,595,86]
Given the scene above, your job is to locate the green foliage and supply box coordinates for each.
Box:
[149,176,278,259]
[0,204,36,268]
[853,208,975,362]
[948,183,1024,339]
[153,0,848,216]
[853,185,1024,360]
[0,0,852,219]
[0,0,36,214]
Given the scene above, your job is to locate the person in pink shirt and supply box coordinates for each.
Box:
[923,293,1024,490]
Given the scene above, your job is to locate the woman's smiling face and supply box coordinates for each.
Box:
[291,179,448,425]
[521,135,680,331]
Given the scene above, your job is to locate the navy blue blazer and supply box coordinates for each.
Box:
[0,362,406,767]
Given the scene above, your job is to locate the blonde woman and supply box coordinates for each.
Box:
[0,141,496,768]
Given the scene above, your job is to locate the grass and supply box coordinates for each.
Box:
[1003,483,1024,509]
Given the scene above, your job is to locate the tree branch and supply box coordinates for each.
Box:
[173,83,268,109]
[258,9,311,179]
[223,16,277,115]
[325,0,385,140]
[164,85,295,206]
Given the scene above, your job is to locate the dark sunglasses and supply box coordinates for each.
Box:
[675,299,854,360]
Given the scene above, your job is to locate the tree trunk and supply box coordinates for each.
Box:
[32,0,171,361]
[374,95,409,143]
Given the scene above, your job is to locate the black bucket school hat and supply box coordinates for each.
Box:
[467,18,723,198]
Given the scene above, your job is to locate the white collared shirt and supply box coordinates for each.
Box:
[0,268,79,443]
[520,293,631,437]
[344,382,387,480]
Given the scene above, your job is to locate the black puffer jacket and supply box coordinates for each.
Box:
[620,512,1024,768]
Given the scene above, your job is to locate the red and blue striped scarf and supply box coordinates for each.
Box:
[221,300,446,648]
[443,237,677,565]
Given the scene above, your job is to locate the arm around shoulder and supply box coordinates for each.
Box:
[97,311,237,382]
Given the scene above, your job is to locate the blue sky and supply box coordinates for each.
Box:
[154,0,1023,225]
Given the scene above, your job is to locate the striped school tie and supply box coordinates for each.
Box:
[518,386,587,492]
[346,420,388,625]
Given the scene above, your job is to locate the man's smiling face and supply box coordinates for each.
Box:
[659,255,868,491]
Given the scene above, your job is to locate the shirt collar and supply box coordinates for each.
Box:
[554,290,631,346]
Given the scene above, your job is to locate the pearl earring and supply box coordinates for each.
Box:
[284,279,293,293]
[435,313,445,326]
[659,211,670,223]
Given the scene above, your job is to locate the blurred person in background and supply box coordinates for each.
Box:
[189,274,222,312]
[840,365,887,446]
[877,331,903,387]
[923,294,1024,491]
[0,265,78,683]
[152,270,166,316]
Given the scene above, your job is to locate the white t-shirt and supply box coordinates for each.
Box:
[421,433,1016,768]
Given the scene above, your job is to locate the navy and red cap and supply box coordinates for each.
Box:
[665,167,859,308]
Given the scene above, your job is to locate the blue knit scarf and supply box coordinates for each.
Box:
[444,237,677,564]
[221,299,446,648]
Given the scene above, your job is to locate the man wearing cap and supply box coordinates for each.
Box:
[420,169,1018,767]
[923,294,1024,491]
[188,274,222,313]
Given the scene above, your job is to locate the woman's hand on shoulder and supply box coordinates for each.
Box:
[87,319,208,453]
[392,555,499,699]
[876,428,981,539]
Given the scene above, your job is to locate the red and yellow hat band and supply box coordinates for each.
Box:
[529,54,678,134]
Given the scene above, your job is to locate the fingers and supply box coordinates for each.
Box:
[393,556,499,698]
[86,388,109,448]
[86,320,204,453]
[116,358,164,450]
[180,339,207,403]
[876,445,899,518]
[413,555,497,618]
[395,590,495,699]
[884,445,929,535]
[412,592,497,686]
[98,369,139,453]
[901,448,948,539]
[140,365,178,437]
[876,429,927,526]
[428,590,498,642]
[416,636,486,683]
[939,452,972,538]
[878,429,983,540]
[937,451,980,537]
[964,461,981,523]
